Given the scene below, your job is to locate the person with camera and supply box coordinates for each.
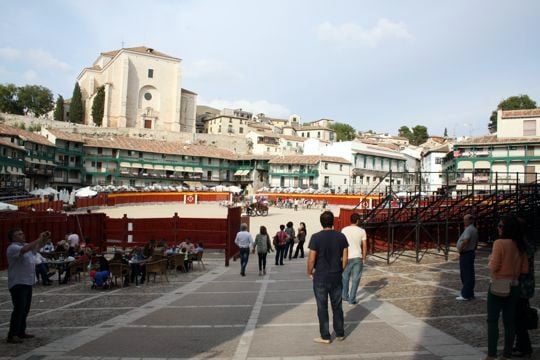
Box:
[6,228,51,344]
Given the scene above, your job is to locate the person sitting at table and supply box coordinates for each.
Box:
[194,242,204,253]
[179,247,190,272]
[40,238,55,253]
[129,247,146,285]
[34,252,52,285]
[109,250,130,287]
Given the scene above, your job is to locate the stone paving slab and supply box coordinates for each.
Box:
[132,306,251,326]
[68,327,244,358]
[170,292,258,306]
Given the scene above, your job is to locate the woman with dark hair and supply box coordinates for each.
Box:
[485,215,529,360]
[253,226,272,276]
[293,222,307,259]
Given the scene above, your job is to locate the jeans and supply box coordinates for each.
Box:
[239,248,250,274]
[8,284,33,338]
[342,258,363,304]
[487,285,519,357]
[257,252,267,271]
[293,241,305,258]
[275,245,286,265]
[35,263,51,284]
[285,240,294,259]
[459,251,475,299]
[313,276,345,340]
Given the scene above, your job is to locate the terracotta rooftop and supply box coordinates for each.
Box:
[83,136,238,160]
[0,124,54,147]
[501,108,540,118]
[46,129,85,143]
[269,155,350,165]
[101,46,180,61]
[280,134,306,142]
[455,135,540,145]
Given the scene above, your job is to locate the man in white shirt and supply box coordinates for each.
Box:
[234,223,254,276]
[341,213,367,305]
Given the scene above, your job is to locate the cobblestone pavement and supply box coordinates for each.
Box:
[0,248,538,359]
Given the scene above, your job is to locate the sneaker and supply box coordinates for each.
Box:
[455,296,471,301]
[6,336,23,344]
[336,335,346,341]
[313,337,331,344]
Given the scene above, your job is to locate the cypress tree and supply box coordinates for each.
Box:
[54,95,64,121]
[91,86,105,126]
[69,82,84,124]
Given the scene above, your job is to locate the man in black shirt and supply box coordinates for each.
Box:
[307,211,349,344]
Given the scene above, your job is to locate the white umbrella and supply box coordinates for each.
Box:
[43,186,58,195]
[75,186,98,198]
[0,202,18,211]
[228,185,242,194]
[30,188,48,196]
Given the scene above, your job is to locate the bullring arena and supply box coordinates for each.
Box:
[1,195,539,359]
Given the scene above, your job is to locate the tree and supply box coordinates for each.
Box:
[444,128,448,137]
[398,125,429,145]
[488,94,537,133]
[91,86,105,126]
[54,95,65,121]
[69,82,84,124]
[328,122,357,141]
[0,83,23,115]
[17,85,54,117]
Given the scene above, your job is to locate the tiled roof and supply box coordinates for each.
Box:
[295,125,335,132]
[181,88,198,95]
[269,155,350,165]
[501,108,540,118]
[247,122,273,131]
[280,134,305,142]
[0,124,54,147]
[101,46,180,61]
[83,136,238,160]
[455,135,540,145]
[0,137,24,151]
[46,129,85,143]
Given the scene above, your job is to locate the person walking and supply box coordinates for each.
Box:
[274,224,289,266]
[235,223,254,276]
[293,222,307,259]
[6,228,51,344]
[307,211,349,344]
[456,214,478,301]
[341,213,367,305]
[285,221,296,260]
[485,215,529,360]
[253,226,272,276]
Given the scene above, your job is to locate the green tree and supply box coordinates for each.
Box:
[398,126,413,142]
[488,94,537,133]
[444,127,448,137]
[54,95,65,121]
[0,83,23,114]
[17,85,54,117]
[91,86,105,126]
[398,125,429,145]
[328,122,357,141]
[69,82,84,124]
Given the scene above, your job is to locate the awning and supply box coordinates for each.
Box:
[234,169,243,176]
[131,163,142,168]
[25,158,41,165]
[154,165,164,170]
[183,167,193,172]
[7,168,19,175]
[120,162,131,168]
[184,181,203,188]
[175,166,184,171]
[193,167,203,173]
[165,165,175,171]
[143,164,153,169]
[242,170,250,176]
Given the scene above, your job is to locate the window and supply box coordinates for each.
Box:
[324,162,328,170]
[317,132,321,138]
[144,92,152,101]
[340,164,343,171]
[523,120,536,136]
[239,127,243,134]
[97,147,102,155]
[127,150,132,156]
[148,69,154,78]
[435,157,442,164]
[324,176,329,186]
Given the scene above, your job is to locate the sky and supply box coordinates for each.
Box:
[1,0,540,138]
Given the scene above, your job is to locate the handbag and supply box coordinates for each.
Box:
[526,306,538,330]
[490,278,512,297]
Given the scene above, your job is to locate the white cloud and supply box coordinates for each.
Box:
[317,18,414,48]
[200,97,291,118]
[26,49,70,71]
[184,59,244,81]
[0,47,21,60]
[23,70,37,82]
